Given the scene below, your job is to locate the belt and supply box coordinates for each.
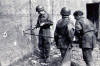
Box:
[40,27,50,29]
[84,30,95,34]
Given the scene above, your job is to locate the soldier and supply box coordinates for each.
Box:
[73,10,96,66]
[54,7,74,62]
[35,5,53,63]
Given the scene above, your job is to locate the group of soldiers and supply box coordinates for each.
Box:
[35,5,96,66]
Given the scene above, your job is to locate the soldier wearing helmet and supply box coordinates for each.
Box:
[60,7,71,16]
[36,5,45,14]
[54,7,74,62]
[36,5,44,11]
[35,5,53,64]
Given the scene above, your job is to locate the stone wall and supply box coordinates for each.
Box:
[0,0,98,66]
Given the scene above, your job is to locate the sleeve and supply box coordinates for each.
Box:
[75,22,82,34]
[75,22,83,42]
[54,25,59,46]
[89,21,97,36]
[67,22,75,42]
[44,14,53,26]
[45,20,53,26]
[94,25,98,37]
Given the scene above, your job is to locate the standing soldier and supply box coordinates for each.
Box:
[54,7,74,64]
[73,10,96,66]
[35,5,53,63]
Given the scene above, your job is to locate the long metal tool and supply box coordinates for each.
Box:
[23,31,54,38]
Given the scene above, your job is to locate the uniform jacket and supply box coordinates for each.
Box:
[36,12,53,37]
[36,12,53,45]
[75,17,96,48]
[54,17,75,49]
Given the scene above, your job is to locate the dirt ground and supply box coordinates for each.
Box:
[9,43,100,66]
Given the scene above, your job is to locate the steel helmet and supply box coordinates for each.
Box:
[36,5,44,12]
[60,7,71,16]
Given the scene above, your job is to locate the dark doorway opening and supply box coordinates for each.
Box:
[86,3,100,39]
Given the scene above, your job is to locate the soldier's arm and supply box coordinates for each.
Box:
[46,14,53,25]
[54,26,59,47]
[41,14,53,26]
[65,19,75,42]
[68,27,75,42]
[45,20,53,26]
[74,22,82,42]
[75,22,82,35]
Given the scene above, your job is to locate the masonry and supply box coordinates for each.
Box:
[0,0,99,66]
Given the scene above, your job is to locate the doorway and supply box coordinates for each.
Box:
[86,3,99,38]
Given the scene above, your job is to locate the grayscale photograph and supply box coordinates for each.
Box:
[0,0,100,66]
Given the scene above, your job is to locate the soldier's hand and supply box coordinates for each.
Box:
[35,25,39,29]
[40,23,45,26]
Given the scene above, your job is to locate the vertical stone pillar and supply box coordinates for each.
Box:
[98,3,100,39]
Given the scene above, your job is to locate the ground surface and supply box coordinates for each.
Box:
[9,43,100,66]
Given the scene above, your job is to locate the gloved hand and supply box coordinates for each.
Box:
[40,22,45,27]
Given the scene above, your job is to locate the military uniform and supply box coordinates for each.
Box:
[54,17,74,59]
[36,12,53,61]
[75,17,96,48]
[75,17,96,66]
